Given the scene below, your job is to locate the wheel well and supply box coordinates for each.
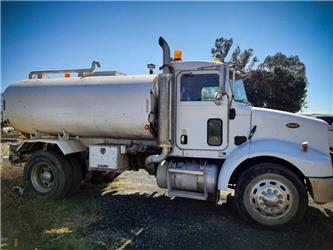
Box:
[19,142,63,156]
[229,156,309,189]
[21,142,88,172]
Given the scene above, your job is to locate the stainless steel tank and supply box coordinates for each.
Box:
[156,161,219,195]
[3,74,158,139]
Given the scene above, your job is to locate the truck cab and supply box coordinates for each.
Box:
[171,60,251,159]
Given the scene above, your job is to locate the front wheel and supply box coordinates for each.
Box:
[235,163,308,228]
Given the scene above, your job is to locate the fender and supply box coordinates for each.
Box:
[217,142,250,191]
[217,139,332,191]
[18,139,87,155]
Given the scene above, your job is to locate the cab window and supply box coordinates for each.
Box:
[181,74,219,101]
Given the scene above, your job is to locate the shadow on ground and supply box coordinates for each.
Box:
[87,190,333,250]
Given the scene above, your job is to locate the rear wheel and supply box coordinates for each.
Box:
[66,155,83,196]
[235,163,308,228]
[24,150,73,199]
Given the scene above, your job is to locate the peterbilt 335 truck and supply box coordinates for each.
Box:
[3,37,333,227]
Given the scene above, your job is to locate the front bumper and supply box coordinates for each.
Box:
[309,177,333,204]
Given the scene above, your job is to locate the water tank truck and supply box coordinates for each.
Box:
[3,37,333,227]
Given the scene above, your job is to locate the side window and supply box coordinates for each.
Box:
[181,74,219,101]
[207,119,222,146]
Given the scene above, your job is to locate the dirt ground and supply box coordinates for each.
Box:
[1,142,333,249]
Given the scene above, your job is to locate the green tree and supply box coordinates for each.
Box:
[259,53,306,78]
[244,68,307,112]
[211,36,258,72]
[211,36,308,112]
[211,37,233,62]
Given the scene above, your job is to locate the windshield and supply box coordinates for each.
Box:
[229,78,248,102]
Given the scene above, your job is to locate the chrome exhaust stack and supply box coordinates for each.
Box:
[145,38,173,173]
[158,37,172,73]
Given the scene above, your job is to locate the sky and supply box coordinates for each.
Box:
[1,1,332,113]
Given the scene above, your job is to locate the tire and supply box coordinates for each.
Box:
[235,163,308,228]
[66,155,83,196]
[24,150,73,199]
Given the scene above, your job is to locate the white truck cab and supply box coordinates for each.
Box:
[3,37,332,228]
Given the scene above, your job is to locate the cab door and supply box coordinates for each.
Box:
[176,70,228,151]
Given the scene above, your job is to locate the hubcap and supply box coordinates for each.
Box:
[249,179,292,219]
[31,164,55,193]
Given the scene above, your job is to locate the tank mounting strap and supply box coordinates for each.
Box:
[168,168,204,176]
[28,60,101,79]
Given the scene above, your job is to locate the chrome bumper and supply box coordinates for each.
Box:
[309,177,333,204]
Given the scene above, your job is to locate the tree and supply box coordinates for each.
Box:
[244,68,307,112]
[211,36,258,72]
[231,46,258,72]
[211,36,308,112]
[211,37,233,62]
[259,53,306,78]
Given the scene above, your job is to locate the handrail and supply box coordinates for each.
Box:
[28,60,101,79]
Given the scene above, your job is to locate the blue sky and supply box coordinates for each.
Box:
[1,1,332,113]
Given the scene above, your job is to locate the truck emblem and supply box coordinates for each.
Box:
[286,123,300,128]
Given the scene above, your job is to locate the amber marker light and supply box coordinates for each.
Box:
[174,50,182,61]
[64,73,71,78]
[302,142,309,152]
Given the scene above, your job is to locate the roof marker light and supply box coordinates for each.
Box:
[174,50,182,61]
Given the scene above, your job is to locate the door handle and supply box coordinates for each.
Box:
[180,135,188,145]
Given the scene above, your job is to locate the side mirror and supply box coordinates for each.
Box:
[214,91,225,106]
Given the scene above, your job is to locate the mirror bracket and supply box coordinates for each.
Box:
[214,91,225,106]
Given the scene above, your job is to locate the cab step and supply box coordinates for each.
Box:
[168,190,207,200]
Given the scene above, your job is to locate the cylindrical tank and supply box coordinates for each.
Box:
[3,74,158,139]
[156,161,219,195]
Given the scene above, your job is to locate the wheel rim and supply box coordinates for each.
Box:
[248,178,293,220]
[31,163,55,193]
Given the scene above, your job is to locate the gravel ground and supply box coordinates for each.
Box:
[1,140,332,249]
[87,170,333,250]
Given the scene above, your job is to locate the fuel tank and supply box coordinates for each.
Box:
[3,74,158,139]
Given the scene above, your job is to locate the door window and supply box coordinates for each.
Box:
[181,74,219,101]
[207,119,222,146]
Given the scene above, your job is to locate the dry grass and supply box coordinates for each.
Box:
[101,178,128,196]
[0,141,130,249]
[0,141,130,250]
[1,162,104,249]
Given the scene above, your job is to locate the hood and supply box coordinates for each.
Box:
[251,107,330,155]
